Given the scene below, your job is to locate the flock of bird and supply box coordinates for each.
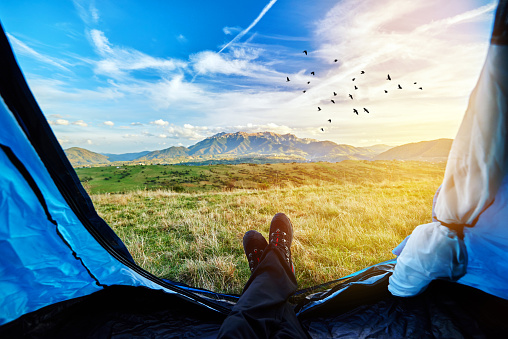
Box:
[286,50,424,132]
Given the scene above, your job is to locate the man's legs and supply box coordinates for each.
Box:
[217,213,309,338]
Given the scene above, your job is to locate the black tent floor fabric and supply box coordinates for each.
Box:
[1,270,508,338]
[2,1,508,338]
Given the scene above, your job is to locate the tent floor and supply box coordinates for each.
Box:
[1,281,508,338]
[301,280,508,338]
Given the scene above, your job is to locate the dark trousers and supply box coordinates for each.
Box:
[217,243,310,338]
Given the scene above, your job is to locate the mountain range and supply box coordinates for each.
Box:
[64,131,452,167]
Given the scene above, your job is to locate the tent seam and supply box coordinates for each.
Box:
[0,144,106,288]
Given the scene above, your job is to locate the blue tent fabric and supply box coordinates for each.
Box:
[0,143,102,325]
[0,100,102,324]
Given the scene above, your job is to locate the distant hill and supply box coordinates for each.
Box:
[137,146,190,160]
[65,147,110,166]
[102,151,151,162]
[374,139,452,161]
[64,132,453,167]
[361,144,393,154]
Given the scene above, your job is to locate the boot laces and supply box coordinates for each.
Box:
[248,248,264,271]
[271,228,291,263]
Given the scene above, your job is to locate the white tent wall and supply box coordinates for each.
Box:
[389,12,508,299]
[436,44,508,226]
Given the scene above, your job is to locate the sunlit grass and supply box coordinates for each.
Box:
[90,161,443,294]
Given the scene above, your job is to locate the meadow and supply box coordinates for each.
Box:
[84,161,445,294]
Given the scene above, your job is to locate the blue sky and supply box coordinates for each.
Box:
[0,0,498,153]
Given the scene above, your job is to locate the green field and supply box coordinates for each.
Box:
[77,160,445,194]
[84,161,445,294]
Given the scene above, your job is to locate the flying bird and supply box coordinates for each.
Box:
[321,128,325,132]
[318,107,321,111]
[334,59,338,62]
[307,81,311,84]
[387,74,391,80]
[352,78,356,81]
[303,90,307,93]
[419,87,423,90]
[384,90,388,93]
[333,92,337,96]
[286,77,290,82]
[303,50,308,55]
[353,108,358,115]
[349,94,353,100]
[331,99,335,104]
[328,119,332,123]
[361,71,365,74]
[414,82,417,84]
[398,84,402,89]
[311,71,315,76]
[363,108,370,113]
[354,85,358,90]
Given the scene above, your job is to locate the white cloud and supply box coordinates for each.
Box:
[223,26,242,35]
[89,29,187,78]
[140,75,205,109]
[312,0,494,94]
[103,121,114,126]
[90,5,100,23]
[57,137,70,145]
[122,134,140,139]
[165,123,211,140]
[73,0,100,25]
[131,122,143,126]
[191,48,272,77]
[413,2,497,35]
[28,78,125,104]
[72,120,88,127]
[90,29,112,55]
[151,119,170,127]
[158,134,167,138]
[86,139,93,145]
[49,119,70,126]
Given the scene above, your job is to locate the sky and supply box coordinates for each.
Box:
[0,0,498,154]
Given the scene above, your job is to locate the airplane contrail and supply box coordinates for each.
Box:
[218,0,278,53]
[191,0,278,83]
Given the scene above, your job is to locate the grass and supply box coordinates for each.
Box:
[87,161,444,294]
[78,160,445,194]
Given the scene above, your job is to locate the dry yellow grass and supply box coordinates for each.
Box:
[91,164,443,294]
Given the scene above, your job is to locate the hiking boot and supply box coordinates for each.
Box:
[269,213,294,272]
[243,230,268,273]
